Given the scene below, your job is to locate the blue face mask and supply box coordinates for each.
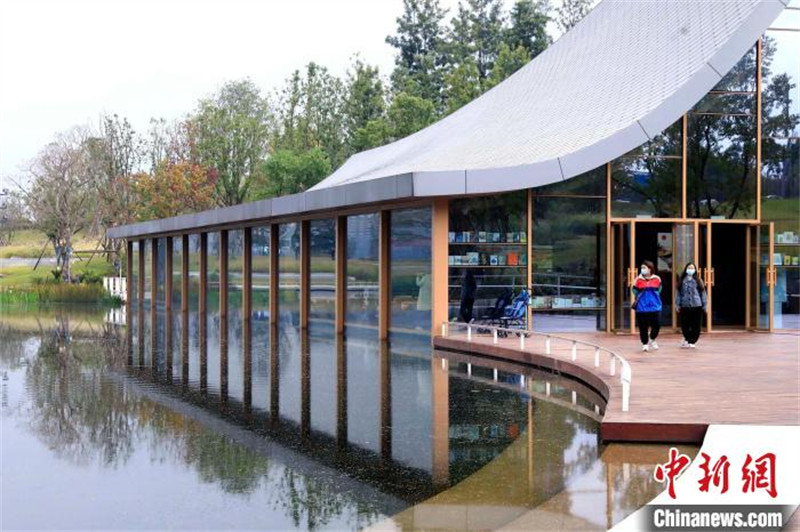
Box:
[686,268,696,276]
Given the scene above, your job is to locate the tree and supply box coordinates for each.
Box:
[386,0,448,108]
[447,0,505,81]
[505,0,550,59]
[344,59,386,154]
[484,42,530,90]
[194,79,272,206]
[250,148,331,199]
[444,57,482,114]
[23,127,97,282]
[147,117,198,172]
[556,0,592,34]
[388,92,436,138]
[131,162,218,221]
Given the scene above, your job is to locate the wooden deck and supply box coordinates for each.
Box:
[434,330,800,443]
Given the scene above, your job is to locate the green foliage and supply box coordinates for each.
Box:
[485,43,530,90]
[444,58,482,114]
[194,79,272,206]
[344,59,386,153]
[251,148,332,199]
[388,92,436,138]
[505,0,550,58]
[556,0,592,33]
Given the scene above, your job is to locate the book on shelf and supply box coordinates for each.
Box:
[478,231,487,242]
[498,254,507,266]
[507,252,519,266]
[466,252,480,265]
[519,252,527,266]
[490,255,499,265]
[448,232,456,243]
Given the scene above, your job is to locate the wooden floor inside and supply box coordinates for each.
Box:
[434,330,800,443]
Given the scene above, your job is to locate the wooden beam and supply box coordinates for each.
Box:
[378,210,391,340]
[431,198,449,336]
[335,216,347,334]
[269,224,279,326]
[300,220,311,329]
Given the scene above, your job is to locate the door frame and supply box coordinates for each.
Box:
[746,221,775,332]
[609,220,636,334]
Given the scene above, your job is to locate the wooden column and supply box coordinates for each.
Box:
[219,230,229,402]
[379,341,392,461]
[681,114,688,219]
[431,198,449,336]
[378,210,391,340]
[138,240,145,308]
[335,216,347,334]
[300,220,311,329]
[755,37,762,222]
[431,354,449,488]
[243,227,253,414]
[165,237,173,313]
[243,228,253,320]
[199,233,208,392]
[269,225,279,326]
[336,333,348,448]
[126,240,133,312]
[526,190,533,330]
[150,238,158,369]
[606,164,613,332]
[181,235,189,387]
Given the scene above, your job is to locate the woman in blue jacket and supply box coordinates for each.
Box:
[632,260,662,352]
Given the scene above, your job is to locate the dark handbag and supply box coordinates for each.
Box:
[631,296,639,311]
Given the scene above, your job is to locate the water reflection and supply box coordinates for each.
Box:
[1,307,694,531]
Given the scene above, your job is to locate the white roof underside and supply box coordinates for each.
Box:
[312,0,787,196]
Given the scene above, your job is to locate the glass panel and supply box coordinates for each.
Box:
[611,121,682,218]
[251,226,270,317]
[206,232,221,396]
[687,114,757,219]
[757,225,772,329]
[309,219,336,323]
[535,166,607,196]
[171,238,181,306]
[763,28,800,329]
[390,207,432,337]
[612,223,632,332]
[674,224,696,280]
[187,234,201,308]
[156,237,166,309]
[532,196,605,332]
[142,239,151,301]
[278,223,300,327]
[346,213,379,334]
[448,193,528,322]
[227,230,244,403]
[130,240,140,303]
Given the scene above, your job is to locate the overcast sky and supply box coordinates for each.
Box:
[1,0,562,186]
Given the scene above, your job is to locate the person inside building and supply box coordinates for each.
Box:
[676,262,707,348]
[632,259,662,352]
[459,270,477,323]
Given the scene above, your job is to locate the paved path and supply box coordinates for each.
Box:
[435,330,800,443]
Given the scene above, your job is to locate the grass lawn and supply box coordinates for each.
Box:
[0,260,115,289]
[0,229,101,259]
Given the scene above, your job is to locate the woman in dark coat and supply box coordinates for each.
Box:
[676,262,707,348]
[459,270,477,322]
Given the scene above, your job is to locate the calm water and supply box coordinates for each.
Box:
[0,305,695,531]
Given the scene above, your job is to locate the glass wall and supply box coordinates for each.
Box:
[206,232,221,396]
[251,226,270,319]
[227,230,244,402]
[448,193,527,322]
[390,207,432,335]
[156,237,166,309]
[688,44,758,219]
[228,229,244,315]
[130,240,140,303]
[171,237,181,306]
[309,219,336,324]
[763,10,800,329]
[612,121,682,218]
[532,167,606,332]
[346,213,379,334]
[187,234,201,309]
[278,223,300,327]
[142,239,151,302]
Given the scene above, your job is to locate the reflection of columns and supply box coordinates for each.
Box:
[432,354,449,487]
[126,240,133,366]
[335,216,347,334]
[269,225,279,326]
[431,199,449,336]
[220,230,229,402]
[150,238,158,370]
[300,330,310,438]
[300,220,310,329]
[243,314,252,415]
[380,341,392,461]
[269,323,279,423]
[527,398,534,497]
[606,461,614,530]
[378,211,391,340]
[181,234,189,386]
[336,333,348,448]
[199,233,208,392]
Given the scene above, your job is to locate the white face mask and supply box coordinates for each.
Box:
[686,268,696,276]
[640,267,649,276]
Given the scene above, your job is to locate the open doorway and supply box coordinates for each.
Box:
[710,224,747,328]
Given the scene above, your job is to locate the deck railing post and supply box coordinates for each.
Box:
[519,333,525,350]
[571,341,577,361]
[467,325,472,341]
[610,357,616,376]
[492,329,498,344]
[545,336,551,355]
[594,347,600,367]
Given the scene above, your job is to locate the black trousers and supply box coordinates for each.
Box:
[636,311,660,345]
[680,306,703,344]
[460,297,475,323]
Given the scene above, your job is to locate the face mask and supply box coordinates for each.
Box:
[640,267,649,276]
[686,268,696,276]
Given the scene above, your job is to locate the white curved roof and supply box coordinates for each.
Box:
[312,0,787,195]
